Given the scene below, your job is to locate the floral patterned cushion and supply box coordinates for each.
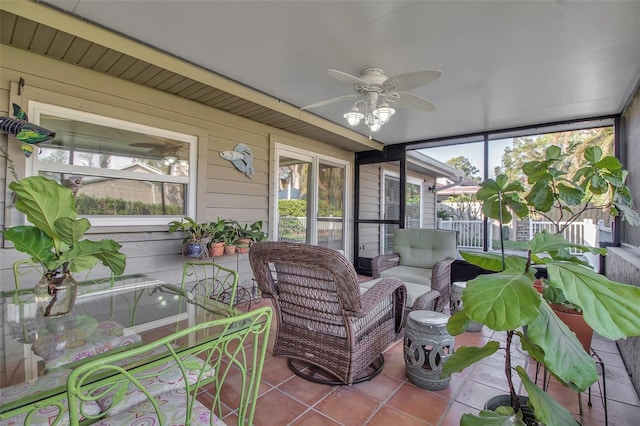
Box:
[0,369,101,426]
[32,320,142,370]
[96,355,216,416]
[91,388,226,426]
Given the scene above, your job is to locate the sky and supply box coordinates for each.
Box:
[416,138,514,179]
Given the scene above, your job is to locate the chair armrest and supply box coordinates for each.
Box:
[359,277,406,332]
[431,257,455,312]
[412,290,441,311]
[371,254,400,278]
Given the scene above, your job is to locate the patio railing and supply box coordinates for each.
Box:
[278,216,343,245]
[438,218,612,271]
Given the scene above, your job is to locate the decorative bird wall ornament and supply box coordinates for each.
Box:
[0,103,56,157]
[220,143,254,179]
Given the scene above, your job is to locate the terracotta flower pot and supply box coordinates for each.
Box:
[209,242,225,257]
[550,303,593,353]
[224,244,236,255]
[236,238,251,253]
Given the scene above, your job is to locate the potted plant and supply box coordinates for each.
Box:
[3,176,126,317]
[222,222,239,255]
[168,217,209,257]
[234,220,267,253]
[207,217,227,257]
[442,146,640,425]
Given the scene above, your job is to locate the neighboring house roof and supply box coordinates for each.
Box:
[407,151,465,180]
[436,177,481,198]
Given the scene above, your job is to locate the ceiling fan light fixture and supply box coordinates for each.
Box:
[368,116,382,132]
[373,103,395,124]
[343,106,364,127]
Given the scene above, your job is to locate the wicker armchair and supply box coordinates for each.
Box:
[249,241,406,385]
[370,228,457,313]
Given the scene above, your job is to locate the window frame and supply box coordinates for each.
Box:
[272,142,350,257]
[28,101,198,227]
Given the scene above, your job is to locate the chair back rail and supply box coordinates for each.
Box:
[66,306,272,426]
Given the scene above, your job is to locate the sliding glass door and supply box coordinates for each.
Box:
[275,146,348,254]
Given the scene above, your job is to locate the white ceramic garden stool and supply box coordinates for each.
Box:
[450,281,483,332]
[403,310,455,390]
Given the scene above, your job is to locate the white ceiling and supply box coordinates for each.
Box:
[41,0,640,145]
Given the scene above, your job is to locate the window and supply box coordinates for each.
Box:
[274,144,349,255]
[414,121,614,256]
[381,170,423,253]
[29,102,197,226]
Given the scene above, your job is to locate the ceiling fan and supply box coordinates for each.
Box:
[130,141,184,163]
[301,67,441,132]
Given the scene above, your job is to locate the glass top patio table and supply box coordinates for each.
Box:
[0,273,239,418]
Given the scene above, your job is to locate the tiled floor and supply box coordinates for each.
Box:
[230,298,640,426]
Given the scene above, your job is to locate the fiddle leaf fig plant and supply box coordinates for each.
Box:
[4,176,126,276]
[443,145,640,425]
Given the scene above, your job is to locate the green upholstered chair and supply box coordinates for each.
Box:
[368,228,457,313]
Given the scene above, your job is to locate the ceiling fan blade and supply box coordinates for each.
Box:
[301,94,359,110]
[386,92,436,111]
[383,70,441,92]
[328,69,369,87]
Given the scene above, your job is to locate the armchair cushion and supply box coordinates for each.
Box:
[360,277,430,308]
[372,229,457,313]
[394,228,457,269]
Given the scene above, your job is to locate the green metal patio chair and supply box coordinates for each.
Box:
[180,261,239,307]
[66,306,272,426]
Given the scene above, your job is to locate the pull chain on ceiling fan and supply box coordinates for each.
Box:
[302,67,441,133]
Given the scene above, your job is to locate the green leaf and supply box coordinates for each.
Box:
[460,250,528,272]
[463,273,541,330]
[8,176,77,242]
[4,226,54,264]
[460,410,523,426]
[60,239,126,275]
[55,217,91,246]
[482,199,513,224]
[66,255,100,272]
[546,145,562,161]
[547,262,640,339]
[516,367,580,426]
[526,181,554,212]
[584,146,602,164]
[528,231,604,256]
[516,331,546,363]
[526,302,597,391]
[442,341,500,377]
[616,202,640,226]
[595,156,622,170]
[556,184,584,206]
[447,310,472,335]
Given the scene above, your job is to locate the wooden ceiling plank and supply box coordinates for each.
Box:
[62,37,93,64]
[0,12,18,45]
[92,49,124,73]
[30,24,57,54]
[118,59,152,80]
[155,74,190,92]
[47,31,75,59]
[176,81,209,98]
[131,64,165,85]
[143,69,176,88]
[77,43,110,68]
[11,16,37,50]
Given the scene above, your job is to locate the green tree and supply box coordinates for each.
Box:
[446,156,480,182]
